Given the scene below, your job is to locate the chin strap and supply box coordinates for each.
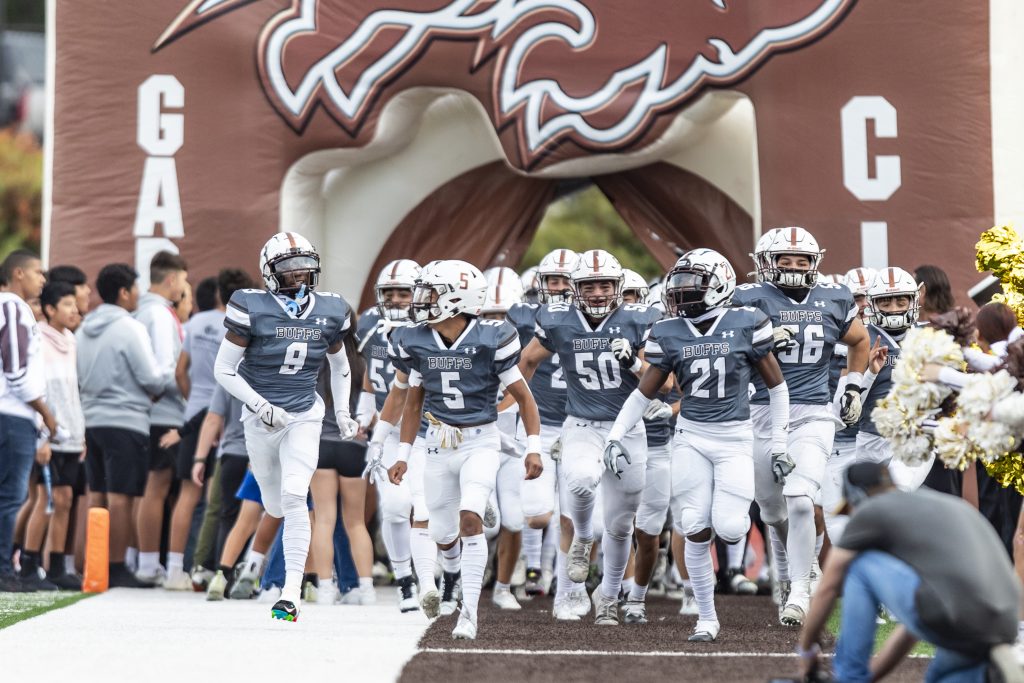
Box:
[280,284,309,317]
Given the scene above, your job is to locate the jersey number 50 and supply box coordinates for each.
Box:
[575,351,621,390]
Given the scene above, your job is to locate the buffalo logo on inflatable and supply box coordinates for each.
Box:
[157,0,855,165]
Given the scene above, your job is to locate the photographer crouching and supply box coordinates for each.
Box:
[797,463,1022,683]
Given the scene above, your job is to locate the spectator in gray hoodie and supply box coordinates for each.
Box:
[132,251,189,585]
[77,263,175,588]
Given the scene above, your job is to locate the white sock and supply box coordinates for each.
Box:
[167,552,184,574]
[441,543,461,574]
[246,549,266,568]
[495,581,510,593]
[598,531,631,600]
[460,534,487,622]
[522,526,543,567]
[280,492,311,601]
[126,547,138,571]
[684,539,717,623]
[359,576,373,591]
[382,519,413,578]
[629,582,648,602]
[726,540,745,571]
[65,555,76,575]
[622,577,636,597]
[555,550,585,597]
[138,551,160,573]
[768,524,790,582]
[785,496,816,605]
[815,532,824,559]
[410,527,438,590]
[568,488,595,540]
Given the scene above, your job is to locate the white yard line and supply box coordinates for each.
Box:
[420,647,933,659]
[0,587,429,682]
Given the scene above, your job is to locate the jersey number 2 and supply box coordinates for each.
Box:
[280,342,307,375]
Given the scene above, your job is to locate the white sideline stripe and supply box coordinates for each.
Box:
[421,648,933,659]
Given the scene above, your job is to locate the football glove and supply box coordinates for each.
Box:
[336,410,360,440]
[425,412,463,449]
[253,399,291,431]
[603,439,631,479]
[772,326,795,353]
[611,338,641,372]
[643,399,673,421]
[839,385,863,426]
[771,452,796,485]
[361,441,387,484]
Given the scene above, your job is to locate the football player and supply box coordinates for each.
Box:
[622,269,650,304]
[213,232,357,622]
[732,227,869,627]
[606,249,789,641]
[506,249,586,619]
[386,260,543,640]
[353,259,421,612]
[513,249,661,625]
[481,266,529,610]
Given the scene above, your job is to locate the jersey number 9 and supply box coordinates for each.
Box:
[280,342,308,375]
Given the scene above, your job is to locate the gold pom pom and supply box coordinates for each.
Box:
[984,453,1024,495]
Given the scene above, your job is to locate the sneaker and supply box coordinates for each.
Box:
[420,587,441,618]
[47,571,82,591]
[452,611,477,640]
[727,568,758,595]
[679,589,700,616]
[206,570,228,601]
[229,558,262,600]
[271,599,299,622]
[622,599,647,624]
[109,564,156,589]
[689,619,720,642]
[511,557,527,587]
[18,569,58,592]
[134,565,166,587]
[301,574,319,603]
[190,565,214,592]
[0,573,27,592]
[317,580,338,604]
[567,537,593,584]
[524,567,544,596]
[257,585,282,604]
[552,596,580,621]
[397,576,419,613]
[810,559,822,595]
[492,587,522,610]
[780,602,806,627]
[164,567,192,591]
[338,584,376,605]
[592,590,619,626]
[440,571,461,616]
[569,589,591,617]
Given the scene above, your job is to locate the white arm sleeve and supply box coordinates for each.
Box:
[607,389,651,442]
[328,348,352,418]
[937,366,969,391]
[768,381,790,454]
[356,391,377,428]
[830,375,847,420]
[213,338,264,411]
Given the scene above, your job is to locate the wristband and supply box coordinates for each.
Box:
[863,370,877,389]
[391,377,409,390]
[371,419,395,444]
[526,433,541,455]
[629,357,643,374]
[845,371,864,389]
[396,441,412,463]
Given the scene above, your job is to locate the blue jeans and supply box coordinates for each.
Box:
[835,551,989,683]
[259,506,358,591]
[0,414,37,576]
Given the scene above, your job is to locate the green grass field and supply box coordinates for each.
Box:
[0,592,93,630]
[827,602,935,656]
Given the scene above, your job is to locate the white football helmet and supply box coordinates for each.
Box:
[622,269,650,304]
[665,248,736,317]
[536,249,580,304]
[842,267,877,297]
[645,280,666,312]
[375,259,421,322]
[520,266,539,293]
[412,260,487,324]
[753,226,824,288]
[867,267,919,331]
[481,267,525,316]
[572,249,624,318]
[259,232,320,297]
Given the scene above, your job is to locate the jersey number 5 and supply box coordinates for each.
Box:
[280,342,308,375]
[441,371,465,409]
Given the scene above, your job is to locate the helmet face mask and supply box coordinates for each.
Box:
[665,248,736,318]
[539,274,573,304]
[260,233,321,298]
[411,283,446,324]
[753,227,823,289]
[410,260,487,325]
[375,259,421,322]
[537,249,580,304]
[574,278,622,318]
[665,270,712,317]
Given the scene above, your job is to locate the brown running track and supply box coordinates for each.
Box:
[400,593,930,682]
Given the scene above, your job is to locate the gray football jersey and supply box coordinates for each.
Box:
[224,289,352,414]
[732,282,857,405]
[830,342,858,443]
[356,308,396,413]
[386,325,429,437]
[646,307,773,423]
[396,318,521,426]
[507,303,567,427]
[858,325,902,437]
[535,302,661,422]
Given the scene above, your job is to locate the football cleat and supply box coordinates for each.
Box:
[727,568,759,595]
[780,602,806,627]
[622,599,648,625]
[679,589,700,616]
[567,537,594,584]
[569,589,591,617]
[440,571,461,616]
[205,570,227,601]
[271,599,299,622]
[420,587,441,619]
[524,567,544,596]
[452,612,477,640]
[397,576,419,613]
[552,596,580,621]
[592,590,619,626]
[492,587,522,611]
[689,620,721,642]
[229,559,262,600]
